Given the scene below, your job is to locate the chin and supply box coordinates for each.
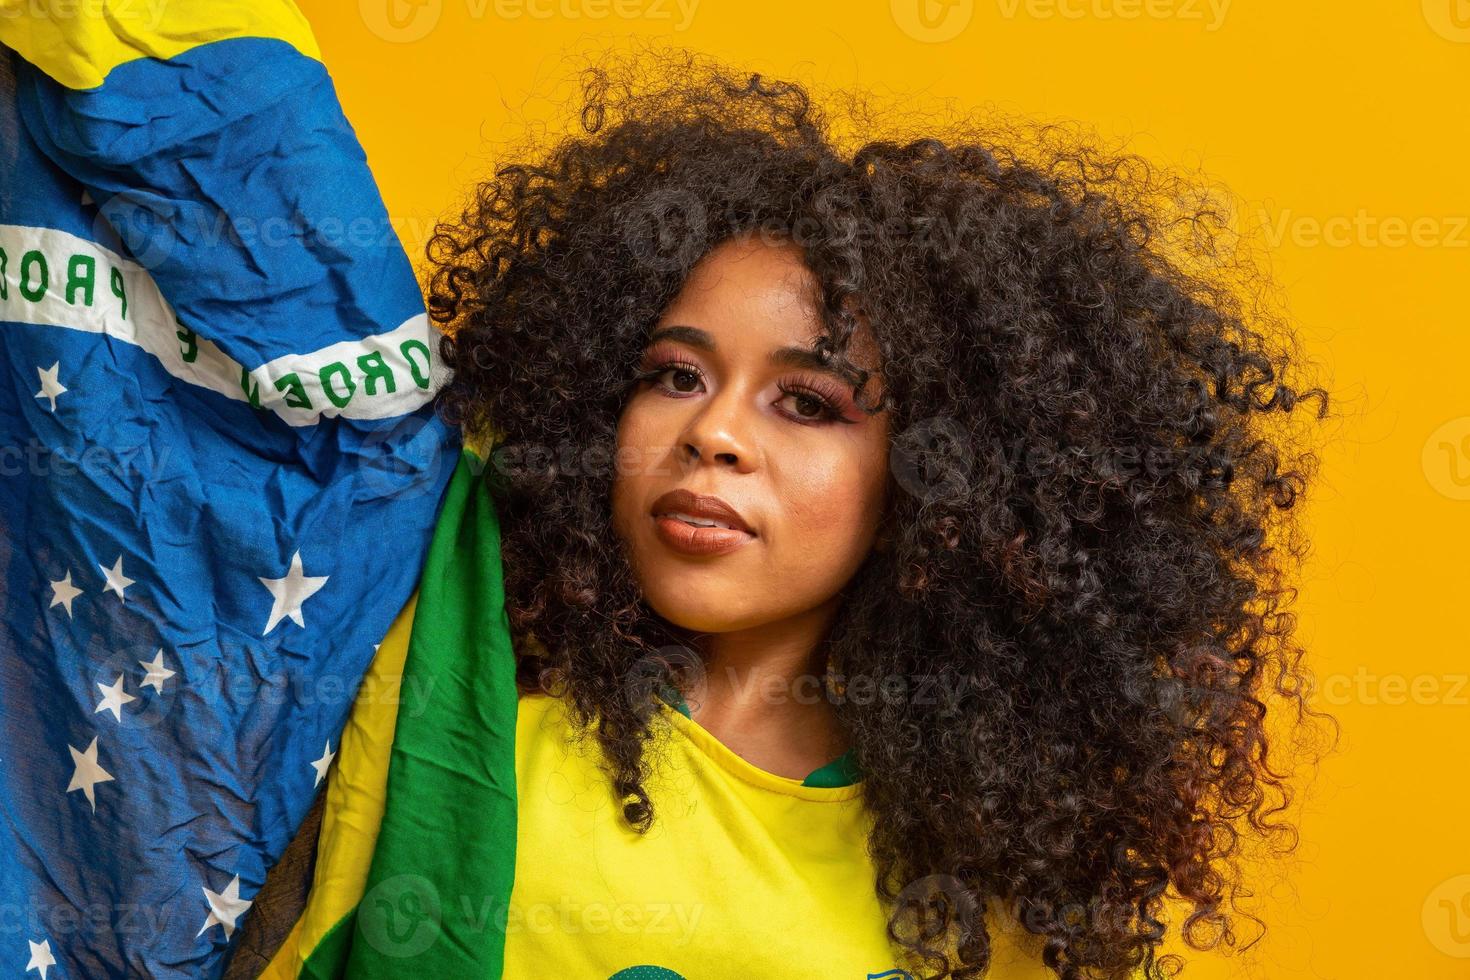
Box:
[644,589,753,635]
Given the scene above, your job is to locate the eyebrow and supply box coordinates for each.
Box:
[645,324,849,378]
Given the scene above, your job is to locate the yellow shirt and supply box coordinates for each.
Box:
[503,691,1054,979]
[261,584,1058,979]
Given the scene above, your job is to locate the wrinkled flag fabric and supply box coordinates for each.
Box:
[259,445,519,980]
[0,5,460,977]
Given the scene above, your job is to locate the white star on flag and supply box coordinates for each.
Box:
[94,675,137,722]
[139,650,177,693]
[310,740,336,787]
[66,737,114,812]
[99,556,135,602]
[258,550,329,634]
[197,874,253,940]
[48,571,83,617]
[26,938,55,979]
[34,362,67,412]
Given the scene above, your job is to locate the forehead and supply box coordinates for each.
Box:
[655,235,882,373]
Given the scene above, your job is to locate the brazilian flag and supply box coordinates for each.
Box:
[261,442,520,979]
[0,4,521,977]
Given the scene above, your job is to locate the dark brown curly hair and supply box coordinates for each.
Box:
[422,47,1335,980]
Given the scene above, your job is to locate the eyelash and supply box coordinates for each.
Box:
[634,358,851,426]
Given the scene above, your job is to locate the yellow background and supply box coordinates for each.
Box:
[299,1,1469,976]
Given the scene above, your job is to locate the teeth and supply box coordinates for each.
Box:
[663,511,738,531]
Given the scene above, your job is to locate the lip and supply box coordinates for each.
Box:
[650,488,757,557]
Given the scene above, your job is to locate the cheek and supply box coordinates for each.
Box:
[777,441,888,550]
[611,404,669,538]
[614,398,667,460]
[610,413,643,519]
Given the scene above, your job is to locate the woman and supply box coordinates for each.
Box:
[252,51,1332,980]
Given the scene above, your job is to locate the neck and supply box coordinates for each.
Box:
[679,595,849,778]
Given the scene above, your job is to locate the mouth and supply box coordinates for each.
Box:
[649,488,757,556]
[649,489,756,535]
[650,514,756,556]
[657,510,745,531]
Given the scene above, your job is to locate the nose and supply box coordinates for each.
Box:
[678,384,756,472]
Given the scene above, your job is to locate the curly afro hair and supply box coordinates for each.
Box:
[423,48,1335,980]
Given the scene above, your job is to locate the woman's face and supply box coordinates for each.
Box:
[611,234,891,636]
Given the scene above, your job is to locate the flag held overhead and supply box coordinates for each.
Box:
[0,4,458,977]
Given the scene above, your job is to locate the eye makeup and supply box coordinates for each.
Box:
[633,345,861,426]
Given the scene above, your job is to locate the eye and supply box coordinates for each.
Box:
[634,358,854,426]
[776,384,844,424]
[636,359,704,394]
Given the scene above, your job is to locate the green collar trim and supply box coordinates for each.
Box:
[655,684,861,788]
